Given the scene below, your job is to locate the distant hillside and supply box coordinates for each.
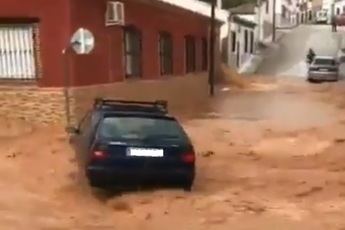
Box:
[199,0,257,9]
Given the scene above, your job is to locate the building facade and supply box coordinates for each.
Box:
[322,0,336,22]
[334,0,345,15]
[0,0,226,124]
[228,15,256,71]
[276,0,299,27]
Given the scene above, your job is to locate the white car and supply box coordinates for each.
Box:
[307,56,339,82]
[337,48,345,63]
[315,10,328,24]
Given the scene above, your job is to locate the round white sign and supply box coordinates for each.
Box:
[70,28,95,55]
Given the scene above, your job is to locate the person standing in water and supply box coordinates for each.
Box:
[331,15,337,32]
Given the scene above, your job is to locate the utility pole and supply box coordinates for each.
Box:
[272,0,276,42]
[209,0,216,97]
[257,0,262,48]
[62,47,72,128]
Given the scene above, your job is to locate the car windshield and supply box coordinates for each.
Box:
[313,58,336,66]
[97,116,188,143]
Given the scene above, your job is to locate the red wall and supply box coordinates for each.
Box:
[0,0,70,87]
[0,0,210,87]
[69,0,210,86]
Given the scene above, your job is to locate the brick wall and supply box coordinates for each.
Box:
[0,86,66,124]
[0,74,209,125]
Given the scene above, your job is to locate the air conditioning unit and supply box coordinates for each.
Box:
[105,1,125,26]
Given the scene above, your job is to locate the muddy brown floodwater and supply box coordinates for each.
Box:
[1,78,345,230]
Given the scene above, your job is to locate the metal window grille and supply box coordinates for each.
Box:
[185,35,196,73]
[0,24,39,80]
[244,30,248,53]
[124,26,142,78]
[201,37,208,71]
[159,32,173,75]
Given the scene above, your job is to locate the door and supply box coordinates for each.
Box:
[236,41,240,68]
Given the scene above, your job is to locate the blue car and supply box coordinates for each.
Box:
[67,98,195,191]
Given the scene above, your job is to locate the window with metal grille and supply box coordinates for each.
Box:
[250,31,254,54]
[185,35,196,73]
[244,30,248,53]
[159,32,173,75]
[201,37,208,71]
[124,26,142,77]
[0,24,40,80]
[231,31,236,52]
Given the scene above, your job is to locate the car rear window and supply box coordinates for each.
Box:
[313,58,336,66]
[97,116,188,143]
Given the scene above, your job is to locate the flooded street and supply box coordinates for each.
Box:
[2,25,345,230]
[256,25,344,78]
[210,89,340,130]
[2,77,345,229]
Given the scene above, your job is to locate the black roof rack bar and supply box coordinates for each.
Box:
[93,98,168,111]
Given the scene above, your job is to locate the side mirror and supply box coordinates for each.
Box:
[65,126,80,135]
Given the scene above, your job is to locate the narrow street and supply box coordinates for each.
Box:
[2,25,345,230]
[256,25,343,78]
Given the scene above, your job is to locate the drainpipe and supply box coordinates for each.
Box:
[62,47,72,128]
[227,13,232,67]
[256,0,262,48]
[272,0,277,42]
[209,0,216,97]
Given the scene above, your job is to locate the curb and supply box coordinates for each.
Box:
[276,24,299,30]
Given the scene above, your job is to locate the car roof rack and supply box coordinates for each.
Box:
[93,98,168,114]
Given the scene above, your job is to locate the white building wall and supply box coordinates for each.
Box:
[276,0,298,27]
[227,20,256,70]
[335,0,345,15]
[158,0,230,52]
[263,0,274,23]
[322,0,335,22]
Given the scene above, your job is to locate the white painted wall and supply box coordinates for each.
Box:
[158,0,228,21]
[158,0,230,53]
[227,18,256,70]
[256,4,266,41]
[335,0,345,15]
[322,0,335,22]
[263,0,274,23]
[276,0,298,26]
[157,0,229,38]
[276,0,283,14]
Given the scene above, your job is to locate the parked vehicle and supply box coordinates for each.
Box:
[337,48,345,63]
[67,98,195,191]
[307,56,339,82]
[315,9,328,24]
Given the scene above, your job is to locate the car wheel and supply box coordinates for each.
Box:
[182,180,193,192]
[89,178,105,188]
[307,78,319,83]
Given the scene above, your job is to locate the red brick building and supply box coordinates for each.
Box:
[0,0,215,87]
[0,0,223,123]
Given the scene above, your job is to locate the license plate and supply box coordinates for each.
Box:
[127,147,164,157]
[319,68,329,72]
